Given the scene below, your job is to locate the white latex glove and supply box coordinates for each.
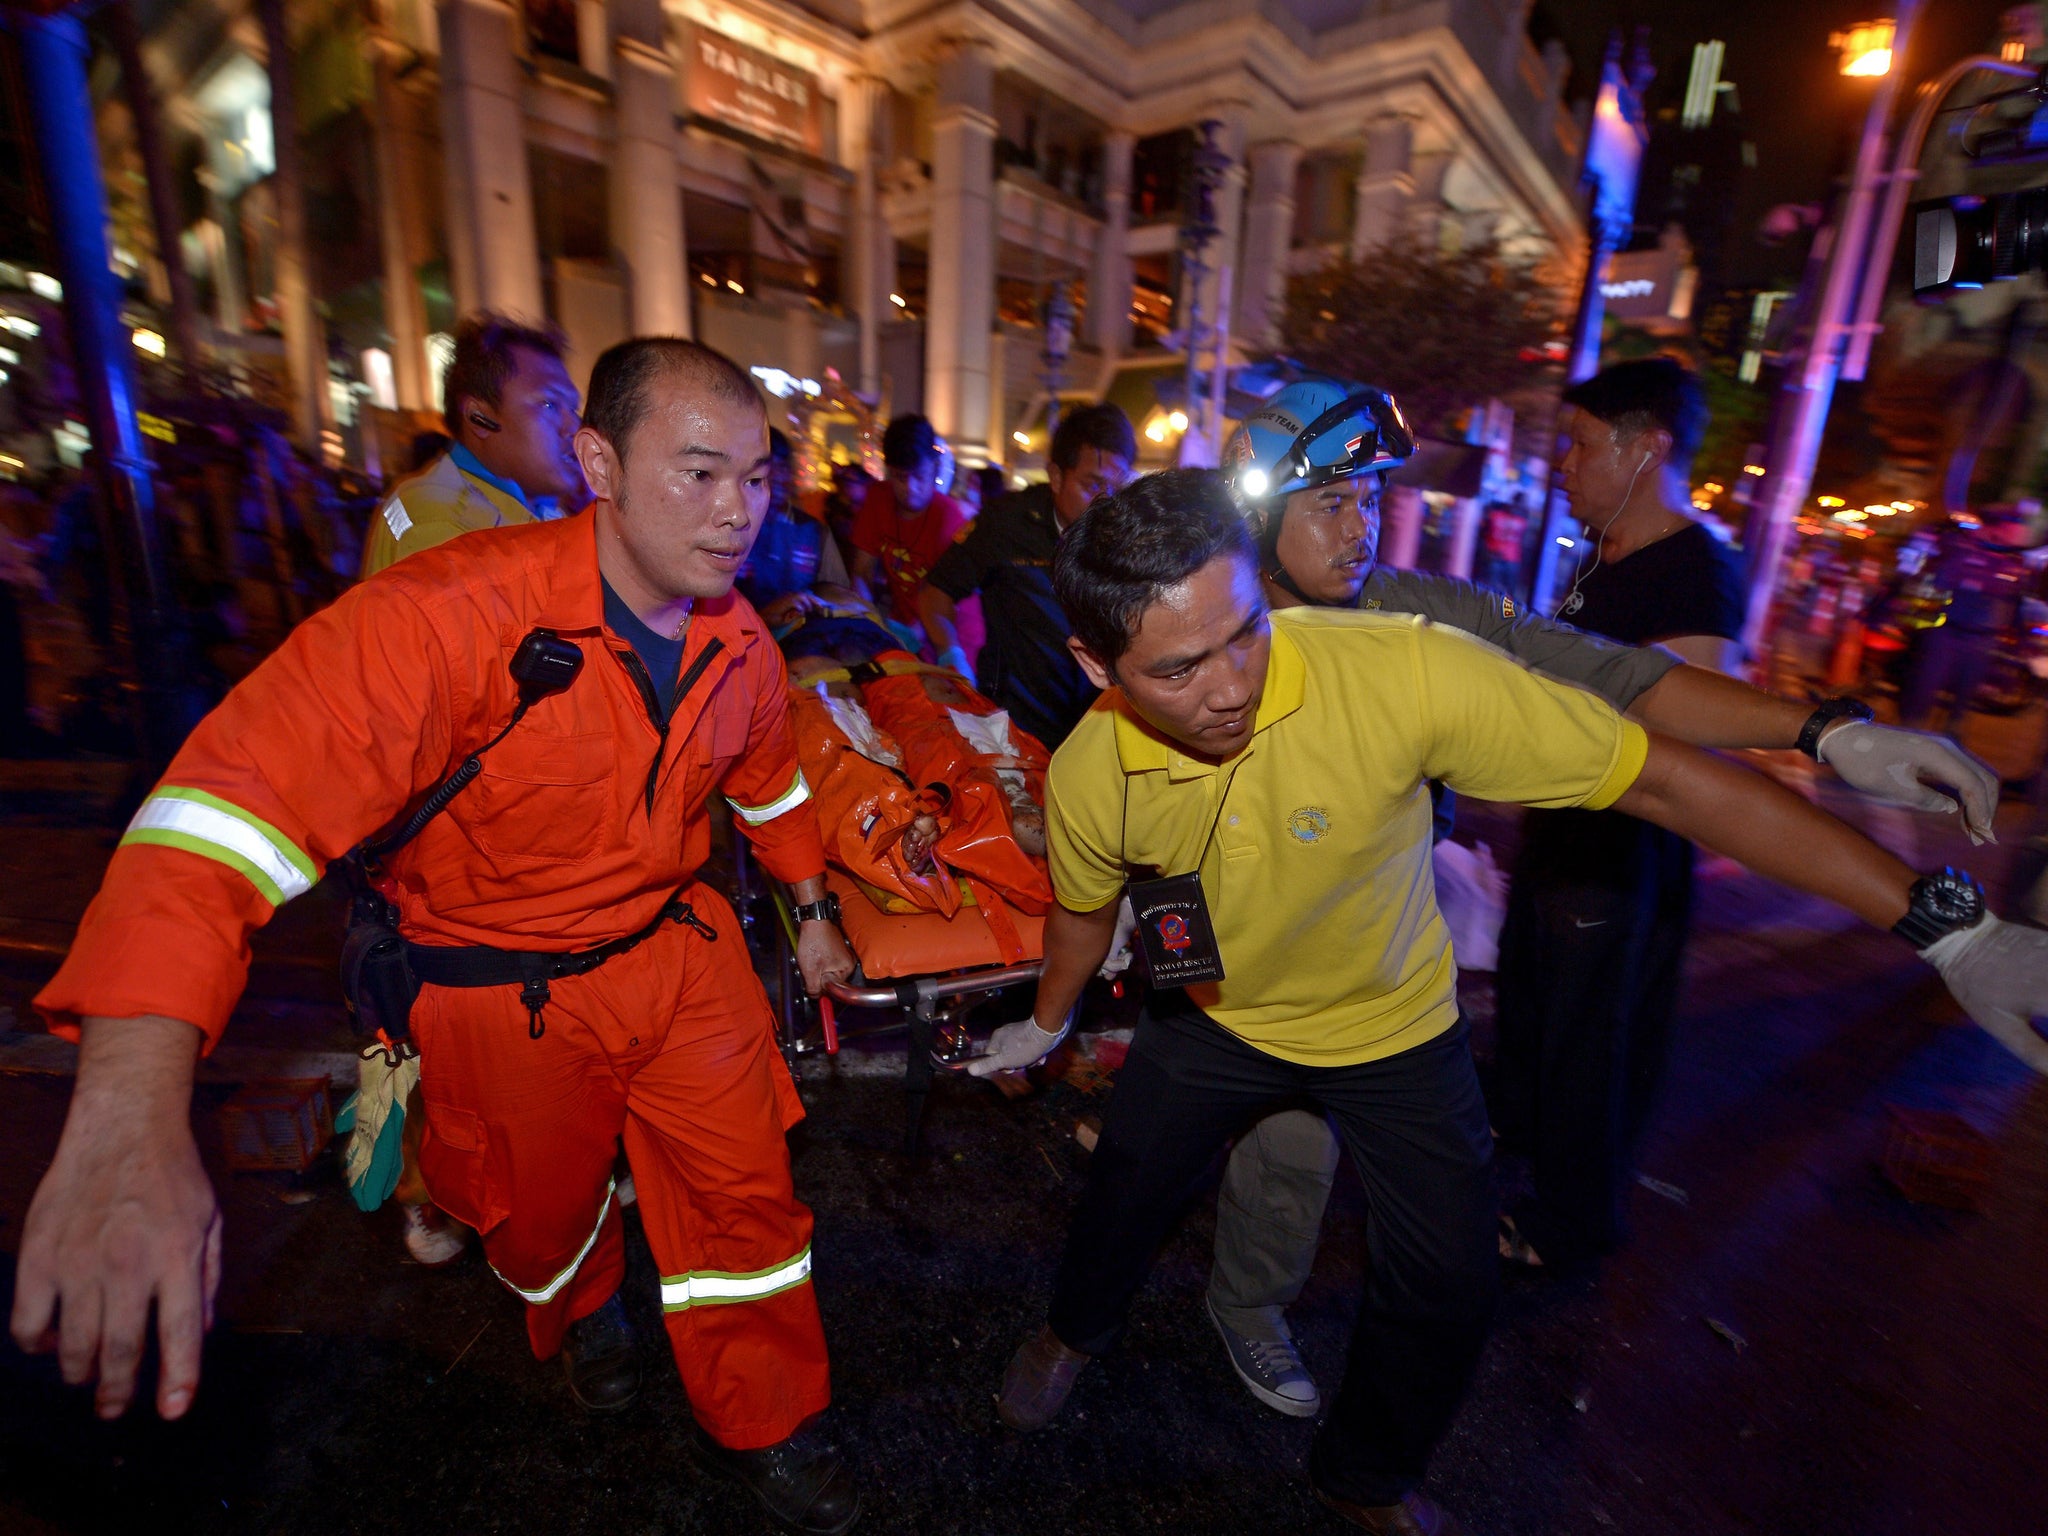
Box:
[1097,896,1138,979]
[934,644,973,679]
[1817,720,1999,844]
[965,1015,1070,1078]
[1921,914,2048,1072]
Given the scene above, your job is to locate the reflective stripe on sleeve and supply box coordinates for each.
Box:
[660,1245,812,1313]
[382,498,413,539]
[121,786,320,906]
[489,1177,615,1305]
[728,769,811,826]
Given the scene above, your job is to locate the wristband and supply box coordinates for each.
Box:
[1797,697,1874,760]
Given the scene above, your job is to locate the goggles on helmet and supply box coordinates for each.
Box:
[1224,386,1416,505]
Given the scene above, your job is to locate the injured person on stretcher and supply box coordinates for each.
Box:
[770,587,1055,965]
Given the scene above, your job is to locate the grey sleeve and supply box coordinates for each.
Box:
[1364,569,1682,711]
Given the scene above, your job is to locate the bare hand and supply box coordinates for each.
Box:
[10,1015,220,1420]
[796,920,857,996]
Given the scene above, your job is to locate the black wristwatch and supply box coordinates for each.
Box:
[1892,867,1986,951]
[1796,697,1875,759]
[792,894,842,927]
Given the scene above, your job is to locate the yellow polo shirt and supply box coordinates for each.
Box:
[1046,607,1649,1066]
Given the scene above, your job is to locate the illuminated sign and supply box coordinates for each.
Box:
[685,26,822,156]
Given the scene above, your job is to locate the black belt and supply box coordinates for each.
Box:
[406,895,717,1039]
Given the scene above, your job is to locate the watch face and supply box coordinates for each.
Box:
[1922,873,1985,925]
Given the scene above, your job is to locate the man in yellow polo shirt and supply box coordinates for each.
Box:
[361,313,588,577]
[983,470,2048,1534]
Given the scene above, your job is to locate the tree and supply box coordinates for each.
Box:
[1273,238,1565,438]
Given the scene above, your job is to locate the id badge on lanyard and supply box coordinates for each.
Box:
[1127,869,1226,986]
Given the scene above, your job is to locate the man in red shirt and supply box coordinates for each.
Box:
[848,415,975,649]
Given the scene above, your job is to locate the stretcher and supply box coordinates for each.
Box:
[731,632,1053,1152]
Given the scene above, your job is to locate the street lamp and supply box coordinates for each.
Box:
[1742,2,1920,657]
[1040,280,1075,440]
[1834,21,1896,77]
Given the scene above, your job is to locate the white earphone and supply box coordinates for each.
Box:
[1554,451,1653,620]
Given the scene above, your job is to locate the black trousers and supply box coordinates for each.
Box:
[1046,997,1497,1507]
[1492,808,1695,1267]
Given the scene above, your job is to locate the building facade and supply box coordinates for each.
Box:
[132,0,1587,468]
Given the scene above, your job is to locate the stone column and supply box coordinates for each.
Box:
[1191,110,1247,360]
[576,0,610,80]
[611,34,690,336]
[1382,484,1425,570]
[368,31,431,409]
[1089,129,1135,359]
[437,0,545,320]
[258,0,331,447]
[924,39,998,466]
[841,74,890,399]
[1350,115,1415,257]
[1237,140,1300,349]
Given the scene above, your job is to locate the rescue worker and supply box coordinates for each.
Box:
[980,468,2048,1533]
[995,378,1999,1429]
[361,313,589,575]
[11,339,864,1536]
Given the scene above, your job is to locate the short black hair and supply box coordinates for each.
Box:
[1050,403,1136,472]
[443,313,568,435]
[1053,468,1254,666]
[882,414,938,470]
[1562,357,1708,465]
[583,337,761,466]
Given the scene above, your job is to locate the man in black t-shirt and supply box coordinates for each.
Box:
[917,405,1134,748]
[1493,358,1750,1271]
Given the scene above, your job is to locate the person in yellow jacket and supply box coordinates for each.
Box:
[361,314,589,577]
[352,314,591,1263]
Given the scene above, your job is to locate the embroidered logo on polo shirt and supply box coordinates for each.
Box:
[1286,806,1331,844]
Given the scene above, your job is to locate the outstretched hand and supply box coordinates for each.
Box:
[1921,914,2048,1072]
[10,1015,220,1420]
[1818,721,1999,842]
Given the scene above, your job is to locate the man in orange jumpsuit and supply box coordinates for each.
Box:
[10,339,864,1535]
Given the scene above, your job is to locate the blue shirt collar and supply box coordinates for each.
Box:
[449,442,532,512]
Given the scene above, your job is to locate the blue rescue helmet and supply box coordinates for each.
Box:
[1220,377,1415,508]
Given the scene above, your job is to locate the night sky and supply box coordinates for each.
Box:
[1535,0,2024,284]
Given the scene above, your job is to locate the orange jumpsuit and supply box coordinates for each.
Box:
[37,514,831,1449]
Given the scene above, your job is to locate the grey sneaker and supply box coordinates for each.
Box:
[1206,1297,1319,1417]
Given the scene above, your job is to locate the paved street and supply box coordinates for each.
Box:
[2,744,2045,1536]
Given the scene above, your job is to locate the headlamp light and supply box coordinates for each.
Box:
[1240,467,1269,499]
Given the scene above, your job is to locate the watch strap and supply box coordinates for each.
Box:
[792,894,841,926]
[1797,698,1874,759]
[1891,867,1985,950]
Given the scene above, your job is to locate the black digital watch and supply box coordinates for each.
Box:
[1796,697,1875,759]
[1891,867,1986,951]
[792,894,843,927]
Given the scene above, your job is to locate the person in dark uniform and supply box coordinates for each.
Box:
[1493,357,1748,1271]
[1899,505,2039,732]
[916,404,1135,748]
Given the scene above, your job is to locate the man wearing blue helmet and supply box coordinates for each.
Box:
[1138,376,2002,1424]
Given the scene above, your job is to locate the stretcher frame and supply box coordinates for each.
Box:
[727,831,1042,1155]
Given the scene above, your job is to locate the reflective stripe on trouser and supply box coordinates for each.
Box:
[662,1245,813,1312]
[409,883,830,1449]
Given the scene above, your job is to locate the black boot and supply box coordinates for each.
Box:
[560,1294,641,1413]
[687,1423,862,1535]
